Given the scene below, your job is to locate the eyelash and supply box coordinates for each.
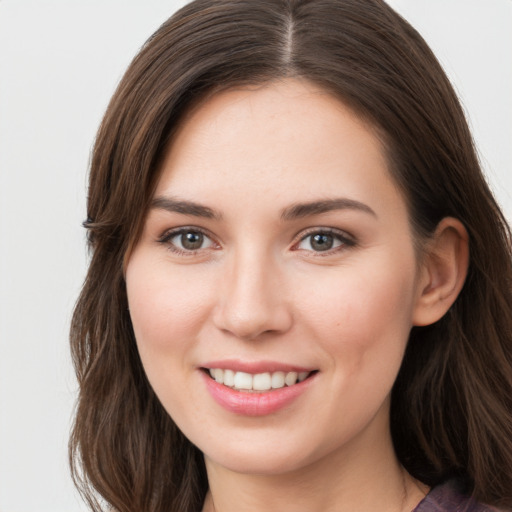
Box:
[292,228,356,256]
[158,227,219,256]
[157,227,356,256]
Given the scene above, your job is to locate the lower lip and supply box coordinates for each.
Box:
[201,371,315,416]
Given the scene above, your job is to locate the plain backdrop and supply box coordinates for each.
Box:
[0,1,511,511]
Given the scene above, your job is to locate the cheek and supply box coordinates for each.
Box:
[296,254,417,371]
[125,254,213,359]
[125,255,215,423]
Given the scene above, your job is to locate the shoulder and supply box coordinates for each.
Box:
[413,479,508,512]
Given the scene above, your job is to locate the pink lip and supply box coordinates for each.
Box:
[200,370,316,416]
[201,359,314,374]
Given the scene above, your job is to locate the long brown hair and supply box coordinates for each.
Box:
[70,1,512,510]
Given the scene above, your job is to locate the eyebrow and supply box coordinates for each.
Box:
[151,196,222,220]
[280,198,376,221]
[150,196,376,221]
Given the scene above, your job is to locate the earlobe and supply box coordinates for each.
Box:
[412,217,469,326]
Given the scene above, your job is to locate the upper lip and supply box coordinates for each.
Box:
[200,359,316,374]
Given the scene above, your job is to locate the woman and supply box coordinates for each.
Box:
[70,1,512,511]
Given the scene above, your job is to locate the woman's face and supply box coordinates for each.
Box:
[126,79,427,475]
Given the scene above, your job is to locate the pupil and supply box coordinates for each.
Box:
[182,231,203,250]
[311,233,333,251]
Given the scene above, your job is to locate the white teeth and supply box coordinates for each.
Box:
[233,371,253,390]
[213,368,224,383]
[223,369,235,387]
[253,372,272,391]
[271,371,285,389]
[207,368,311,391]
[284,371,298,386]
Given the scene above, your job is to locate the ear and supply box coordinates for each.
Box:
[413,217,469,326]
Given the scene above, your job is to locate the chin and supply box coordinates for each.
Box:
[204,445,315,476]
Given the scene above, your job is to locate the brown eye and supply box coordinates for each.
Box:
[163,229,216,253]
[310,233,334,251]
[296,229,352,253]
[180,231,204,250]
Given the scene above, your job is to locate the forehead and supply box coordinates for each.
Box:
[155,78,404,221]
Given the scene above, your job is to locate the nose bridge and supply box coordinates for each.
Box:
[214,242,291,339]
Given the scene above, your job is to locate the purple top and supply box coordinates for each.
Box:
[413,480,504,512]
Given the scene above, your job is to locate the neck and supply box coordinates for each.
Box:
[201,412,428,512]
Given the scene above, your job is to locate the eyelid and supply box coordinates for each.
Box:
[291,227,356,254]
[157,226,220,255]
[156,225,355,256]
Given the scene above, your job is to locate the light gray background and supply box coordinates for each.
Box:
[0,1,511,511]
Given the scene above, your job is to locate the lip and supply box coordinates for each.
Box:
[200,368,317,416]
[201,359,314,374]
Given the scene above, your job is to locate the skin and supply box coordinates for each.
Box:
[125,79,468,512]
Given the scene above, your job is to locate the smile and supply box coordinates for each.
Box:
[201,365,318,416]
[206,368,312,392]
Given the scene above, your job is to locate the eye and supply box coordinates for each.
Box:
[295,229,354,253]
[159,228,217,254]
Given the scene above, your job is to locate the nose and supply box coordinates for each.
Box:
[212,249,293,340]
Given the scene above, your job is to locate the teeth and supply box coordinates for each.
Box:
[233,371,253,390]
[253,372,272,391]
[207,369,311,391]
[284,371,298,386]
[213,368,223,383]
[223,369,235,387]
[298,371,309,382]
[271,371,285,389]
